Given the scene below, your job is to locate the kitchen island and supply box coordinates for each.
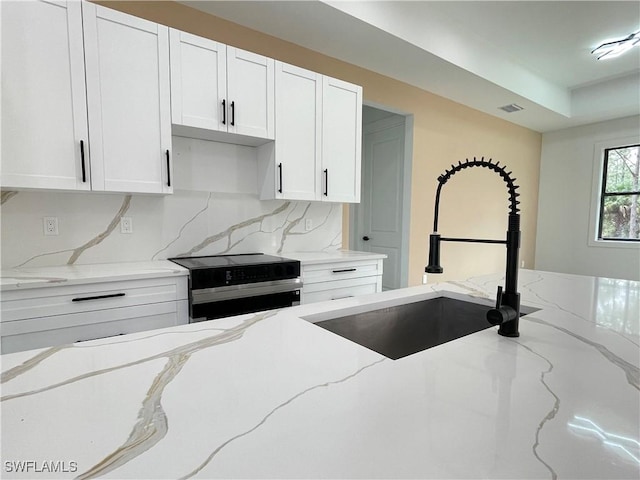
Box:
[1,269,638,479]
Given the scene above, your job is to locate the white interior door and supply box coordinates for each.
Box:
[357,115,406,290]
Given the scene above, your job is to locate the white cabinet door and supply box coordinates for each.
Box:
[83,3,172,194]
[322,77,362,203]
[259,67,362,203]
[169,32,274,142]
[227,47,275,139]
[274,62,321,201]
[1,0,90,191]
[169,29,227,131]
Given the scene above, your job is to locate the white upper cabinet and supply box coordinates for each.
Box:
[1,1,173,194]
[170,30,274,142]
[1,0,90,191]
[169,30,226,131]
[321,77,362,203]
[83,3,172,194]
[272,62,322,201]
[260,61,362,203]
[226,47,275,139]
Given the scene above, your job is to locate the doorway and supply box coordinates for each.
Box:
[350,104,413,290]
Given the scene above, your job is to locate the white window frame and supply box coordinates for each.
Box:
[588,135,640,249]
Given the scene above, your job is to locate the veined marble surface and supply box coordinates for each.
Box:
[1,269,638,479]
[285,249,387,264]
[1,137,342,270]
[0,261,188,291]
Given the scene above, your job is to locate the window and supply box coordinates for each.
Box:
[598,144,640,241]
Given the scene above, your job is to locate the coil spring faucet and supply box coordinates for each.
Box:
[425,157,521,337]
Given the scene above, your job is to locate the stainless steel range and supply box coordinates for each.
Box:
[169,254,302,322]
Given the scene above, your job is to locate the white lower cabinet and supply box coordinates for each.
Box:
[1,276,188,354]
[300,258,383,304]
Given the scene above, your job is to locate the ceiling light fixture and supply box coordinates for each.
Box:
[591,31,640,60]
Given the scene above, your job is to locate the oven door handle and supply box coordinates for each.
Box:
[191,278,303,304]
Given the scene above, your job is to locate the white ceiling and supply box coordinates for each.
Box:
[181,1,640,132]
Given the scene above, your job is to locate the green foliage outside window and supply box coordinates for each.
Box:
[599,145,640,241]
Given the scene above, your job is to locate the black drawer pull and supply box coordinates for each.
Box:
[278,163,283,193]
[332,268,356,273]
[72,293,125,302]
[332,295,354,300]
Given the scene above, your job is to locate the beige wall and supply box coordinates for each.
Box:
[99,1,542,286]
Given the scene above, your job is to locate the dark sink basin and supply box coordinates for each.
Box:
[313,297,536,360]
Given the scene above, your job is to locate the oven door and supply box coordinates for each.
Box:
[190,278,302,322]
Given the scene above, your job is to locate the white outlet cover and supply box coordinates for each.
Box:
[43,217,58,236]
[305,219,313,231]
[120,217,133,234]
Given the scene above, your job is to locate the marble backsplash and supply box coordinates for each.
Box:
[0,137,342,269]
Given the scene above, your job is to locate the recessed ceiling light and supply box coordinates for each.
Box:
[499,104,524,113]
[592,31,640,60]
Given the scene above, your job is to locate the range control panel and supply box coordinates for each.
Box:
[188,261,300,290]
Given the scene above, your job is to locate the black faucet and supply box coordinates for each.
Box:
[425,157,521,337]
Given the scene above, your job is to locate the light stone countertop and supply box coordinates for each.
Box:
[0,261,188,291]
[283,249,387,264]
[1,269,638,479]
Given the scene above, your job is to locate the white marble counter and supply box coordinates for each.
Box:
[284,249,387,264]
[1,269,638,479]
[0,261,188,291]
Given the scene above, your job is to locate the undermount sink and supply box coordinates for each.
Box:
[309,296,538,360]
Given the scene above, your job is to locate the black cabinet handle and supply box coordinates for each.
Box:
[332,268,356,273]
[222,99,226,125]
[362,236,370,241]
[80,140,87,183]
[72,293,125,302]
[166,150,171,187]
[230,101,235,126]
[278,163,283,193]
[324,168,328,196]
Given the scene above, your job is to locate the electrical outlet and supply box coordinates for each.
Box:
[120,217,133,234]
[305,219,313,231]
[521,261,525,268]
[422,273,428,284]
[43,217,58,236]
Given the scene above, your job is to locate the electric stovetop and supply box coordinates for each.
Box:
[169,253,295,270]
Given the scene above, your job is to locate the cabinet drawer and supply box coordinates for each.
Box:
[302,276,380,304]
[1,276,187,323]
[1,300,187,354]
[302,259,382,284]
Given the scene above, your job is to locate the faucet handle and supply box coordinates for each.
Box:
[495,285,503,309]
[487,286,518,326]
